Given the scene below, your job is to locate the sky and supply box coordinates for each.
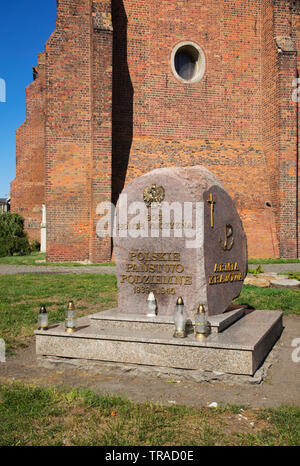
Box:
[0,0,57,198]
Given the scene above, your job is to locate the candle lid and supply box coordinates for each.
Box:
[197,304,205,314]
[176,297,184,305]
[147,292,156,302]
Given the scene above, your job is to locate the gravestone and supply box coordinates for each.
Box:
[114,166,248,317]
[35,166,283,377]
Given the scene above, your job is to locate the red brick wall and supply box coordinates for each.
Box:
[44,0,113,262]
[90,0,113,263]
[44,0,93,262]
[113,0,280,258]
[273,1,298,258]
[292,8,300,257]
[11,0,300,260]
[261,0,281,238]
[10,52,46,243]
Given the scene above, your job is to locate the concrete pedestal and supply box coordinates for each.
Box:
[35,309,283,376]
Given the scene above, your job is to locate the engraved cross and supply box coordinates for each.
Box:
[207,193,216,228]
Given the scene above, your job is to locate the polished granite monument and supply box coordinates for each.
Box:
[35,166,283,376]
[114,166,248,317]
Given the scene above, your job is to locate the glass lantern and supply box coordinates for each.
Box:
[65,300,77,333]
[173,297,187,338]
[194,304,211,340]
[38,306,48,331]
[147,292,157,317]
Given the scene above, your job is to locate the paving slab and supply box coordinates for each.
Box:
[255,263,300,274]
[270,279,300,289]
[0,262,300,276]
[0,265,116,275]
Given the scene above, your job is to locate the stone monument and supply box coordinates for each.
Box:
[35,166,283,377]
[114,166,247,317]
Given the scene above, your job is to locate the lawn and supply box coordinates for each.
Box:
[0,274,299,446]
[0,273,117,350]
[1,273,300,351]
[0,252,46,266]
[234,285,300,315]
[3,252,300,267]
[0,382,299,446]
[248,258,300,264]
[0,252,115,267]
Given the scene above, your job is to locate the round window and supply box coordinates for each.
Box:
[171,42,205,84]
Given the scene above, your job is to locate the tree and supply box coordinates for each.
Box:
[0,212,30,257]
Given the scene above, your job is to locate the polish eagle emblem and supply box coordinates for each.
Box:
[143,184,165,208]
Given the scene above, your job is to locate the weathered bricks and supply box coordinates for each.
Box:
[10,0,300,260]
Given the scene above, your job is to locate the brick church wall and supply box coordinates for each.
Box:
[11,0,300,260]
[293,5,300,256]
[44,0,112,262]
[44,0,94,262]
[273,0,298,258]
[261,0,281,256]
[113,0,280,258]
[10,52,46,243]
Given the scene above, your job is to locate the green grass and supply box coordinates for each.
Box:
[0,272,300,350]
[247,265,264,274]
[0,252,46,266]
[3,253,300,267]
[234,285,300,315]
[2,252,300,267]
[288,272,300,281]
[249,258,300,264]
[0,252,115,267]
[0,382,299,446]
[0,272,299,446]
[0,273,117,350]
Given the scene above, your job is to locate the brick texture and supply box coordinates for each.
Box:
[10,52,46,243]
[10,0,300,260]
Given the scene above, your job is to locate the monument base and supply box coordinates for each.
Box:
[35,309,283,376]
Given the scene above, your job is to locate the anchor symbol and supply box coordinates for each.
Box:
[220,224,234,251]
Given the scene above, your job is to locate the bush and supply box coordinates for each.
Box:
[30,239,40,253]
[0,212,30,257]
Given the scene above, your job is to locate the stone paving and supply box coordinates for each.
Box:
[0,265,116,275]
[0,263,300,275]
[253,263,300,274]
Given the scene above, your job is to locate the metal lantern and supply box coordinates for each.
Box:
[38,306,48,331]
[147,292,157,317]
[173,297,187,338]
[194,304,211,340]
[65,300,77,333]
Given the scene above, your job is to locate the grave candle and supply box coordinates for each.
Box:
[195,304,211,340]
[38,306,48,331]
[147,292,157,317]
[65,300,77,333]
[173,297,187,338]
